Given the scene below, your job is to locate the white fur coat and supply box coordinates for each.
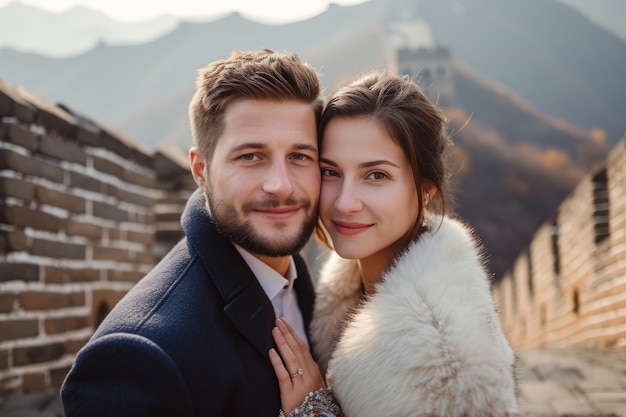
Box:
[310,216,518,417]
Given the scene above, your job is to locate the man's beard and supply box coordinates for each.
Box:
[207,191,318,257]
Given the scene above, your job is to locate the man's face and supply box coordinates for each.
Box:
[191,98,320,257]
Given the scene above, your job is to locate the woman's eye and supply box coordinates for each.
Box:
[321,168,339,177]
[367,172,388,180]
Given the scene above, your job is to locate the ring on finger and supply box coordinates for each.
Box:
[290,368,304,379]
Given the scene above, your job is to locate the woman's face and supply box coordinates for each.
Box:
[320,116,419,264]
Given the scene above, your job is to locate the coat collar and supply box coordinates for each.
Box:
[181,189,314,362]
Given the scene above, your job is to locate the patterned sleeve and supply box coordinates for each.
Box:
[279,388,345,417]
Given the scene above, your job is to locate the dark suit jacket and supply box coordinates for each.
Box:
[61,189,316,417]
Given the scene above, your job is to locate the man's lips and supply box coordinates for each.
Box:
[253,206,301,220]
[332,220,372,236]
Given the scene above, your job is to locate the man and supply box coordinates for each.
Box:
[61,49,323,416]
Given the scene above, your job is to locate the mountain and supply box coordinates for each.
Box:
[0,1,178,56]
[417,0,626,143]
[0,0,618,277]
[555,0,626,42]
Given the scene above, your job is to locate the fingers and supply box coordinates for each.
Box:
[272,323,302,378]
[268,348,292,391]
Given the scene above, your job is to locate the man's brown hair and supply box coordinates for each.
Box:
[189,49,323,163]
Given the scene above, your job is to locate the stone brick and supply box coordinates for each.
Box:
[124,169,157,188]
[2,123,38,151]
[45,315,89,334]
[22,373,46,393]
[127,230,155,246]
[0,204,63,233]
[136,251,156,265]
[156,212,182,222]
[135,211,156,225]
[93,201,129,222]
[117,189,155,207]
[92,154,124,178]
[0,177,35,202]
[20,290,85,310]
[0,373,20,395]
[0,230,28,251]
[0,293,17,313]
[0,78,36,123]
[91,289,127,328]
[0,349,8,371]
[99,130,135,161]
[92,245,132,262]
[69,170,104,193]
[36,186,86,214]
[31,237,85,260]
[43,266,63,283]
[16,84,76,137]
[66,220,103,240]
[50,365,71,388]
[0,148,64,183]
[66,268,100,283]
[0,319,39,342]
[108,269,145,283]
[39,133,87,165]
[0,263,39,283]
[66,336,89,354]
[13,342,66,366]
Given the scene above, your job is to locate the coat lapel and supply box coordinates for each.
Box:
[181,189,276,363]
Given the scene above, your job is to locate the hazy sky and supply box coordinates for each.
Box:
[0,0,369,22]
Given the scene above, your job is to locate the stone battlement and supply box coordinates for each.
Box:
[0,77,196,394]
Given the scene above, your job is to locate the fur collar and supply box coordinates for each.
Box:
[310,215,518,417]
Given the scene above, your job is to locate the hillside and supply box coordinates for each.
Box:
[447,61,607,275]
[0,1,178,56]
[0,0,618,277]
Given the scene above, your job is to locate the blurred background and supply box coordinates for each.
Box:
[1,0,625,414]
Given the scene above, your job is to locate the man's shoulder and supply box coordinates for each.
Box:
[92,239,209,338]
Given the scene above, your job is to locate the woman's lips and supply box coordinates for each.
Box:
[332,220,372,236]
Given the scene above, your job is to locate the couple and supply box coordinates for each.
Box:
[61,49,518,416]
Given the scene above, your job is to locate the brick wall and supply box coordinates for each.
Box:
[494,135,626,350]
[0,77,196,394]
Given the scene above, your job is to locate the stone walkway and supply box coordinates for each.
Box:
[1,348,625,416]
[517,348,626,417]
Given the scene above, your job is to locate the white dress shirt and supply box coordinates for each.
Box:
[234,245,309,346]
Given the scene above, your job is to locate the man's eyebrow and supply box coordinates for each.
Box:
[293,144,318,153]
[230,143,266,153]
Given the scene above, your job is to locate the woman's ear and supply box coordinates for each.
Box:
[189,147,207,189]
[422,181,437,207]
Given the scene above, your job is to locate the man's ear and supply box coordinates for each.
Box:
[189,147,207,189]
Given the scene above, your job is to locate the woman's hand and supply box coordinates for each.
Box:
[269,318,326,414]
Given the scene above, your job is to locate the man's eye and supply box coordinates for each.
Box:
[241,154,256,161]
[292,153,309,161]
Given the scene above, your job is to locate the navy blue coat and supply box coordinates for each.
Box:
[61,189,316,417]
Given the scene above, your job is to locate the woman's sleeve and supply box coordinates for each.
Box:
[279,388,345,417]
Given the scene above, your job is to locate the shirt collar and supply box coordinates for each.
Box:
[206,201,298,299]
[233,245,297,301]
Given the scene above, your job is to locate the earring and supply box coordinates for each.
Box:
[425,192,430,207]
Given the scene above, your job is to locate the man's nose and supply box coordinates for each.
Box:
[262,160,295,197]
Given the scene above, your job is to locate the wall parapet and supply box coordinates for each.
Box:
[493,135,626,350]
[0,77,196,394]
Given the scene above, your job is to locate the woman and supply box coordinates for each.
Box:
[268,71,519,417]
